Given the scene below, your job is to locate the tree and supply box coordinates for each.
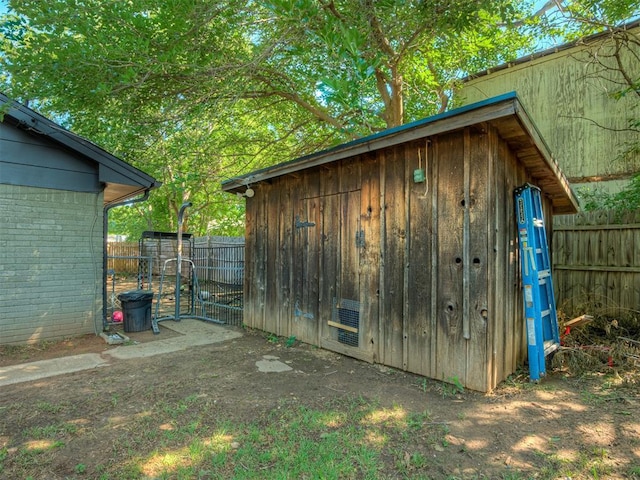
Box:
[4,0,635,233]
[536,1,640,211]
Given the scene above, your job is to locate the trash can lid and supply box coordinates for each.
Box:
[117,290,154,302]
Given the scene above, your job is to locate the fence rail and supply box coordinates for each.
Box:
[553,210,640,317]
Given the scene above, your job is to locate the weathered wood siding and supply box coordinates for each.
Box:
[553,210,640,316]
[458,29,640,190]
[244,124,549,392]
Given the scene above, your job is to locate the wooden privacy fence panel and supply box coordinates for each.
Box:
[107,236,244,278]
[553,210,640,317]
[106,242,140,274]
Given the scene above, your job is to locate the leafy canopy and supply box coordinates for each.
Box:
[2,0,638,234]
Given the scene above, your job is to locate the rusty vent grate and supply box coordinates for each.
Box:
[331,298,360,347]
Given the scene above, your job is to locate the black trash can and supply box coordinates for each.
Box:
[117,290,154,333]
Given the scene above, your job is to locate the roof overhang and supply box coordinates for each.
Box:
[222,92,578,214]
[1,93,161,205]
[462,19,640,82]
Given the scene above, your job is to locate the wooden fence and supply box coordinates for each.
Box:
[106,242,140,275]
[553,210,640,318]
[106,236,245,277]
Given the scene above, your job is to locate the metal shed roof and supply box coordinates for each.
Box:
[222,92,578,214]
[0,93,160,204]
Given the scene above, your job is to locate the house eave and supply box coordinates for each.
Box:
[1,93,160,205]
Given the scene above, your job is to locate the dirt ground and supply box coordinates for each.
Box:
[0,324,638,479]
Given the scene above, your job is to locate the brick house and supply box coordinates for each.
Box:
[0,93,160,345]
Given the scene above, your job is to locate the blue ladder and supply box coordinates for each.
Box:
[515,184,560,382]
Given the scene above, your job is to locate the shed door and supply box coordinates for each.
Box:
[293,191,374,362]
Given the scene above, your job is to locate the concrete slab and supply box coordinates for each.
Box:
[0,354,108,387]
[104,319,242,361]
[256,355,293,373]
[0,319,243,387]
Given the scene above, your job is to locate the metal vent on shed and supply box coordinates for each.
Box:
[330,298,360,347]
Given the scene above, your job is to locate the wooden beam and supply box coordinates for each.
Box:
[554,223,640,231]
[554,265,640,273]
[327,320,359,334]
[562,314,594,328]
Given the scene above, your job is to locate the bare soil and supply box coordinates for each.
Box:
[0,325,638,479]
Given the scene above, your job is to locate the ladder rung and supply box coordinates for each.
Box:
[544,340,559,356]
[541,309,551,317]
[533,219,544,227]
[539,269,550,278]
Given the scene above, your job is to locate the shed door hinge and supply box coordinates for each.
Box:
[295,215,316,229]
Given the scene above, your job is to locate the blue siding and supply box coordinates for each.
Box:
[0,122,101,193]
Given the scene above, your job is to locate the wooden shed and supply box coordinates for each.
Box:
[222,92,578,392]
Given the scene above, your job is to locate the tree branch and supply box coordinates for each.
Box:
[362,0,396,59]
[318,0,344,21]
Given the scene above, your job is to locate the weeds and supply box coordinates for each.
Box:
[24,422,78,439]
[439,376,465,398]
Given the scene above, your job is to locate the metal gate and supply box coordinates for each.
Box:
[106,237,244,326]
[191,244,244,326]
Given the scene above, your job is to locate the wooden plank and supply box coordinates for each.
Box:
[554,223,640,231]
[244,194,257,329]
[253,187,268,332]
[562,314,594,328]
[327,320,358,333]
[434,132,466,384]
[406,139,432,375]
[378,151,387,363]
[304,192,321,345]
[500,132,524,381]
[321,338,375,363]
[554,265,640,273]
[403,143,411,371]
[514,142,530,368]
[292,185,307,341]
[464,128,491,392]
[319,192,340,344]
[290,172,321,345]
[276,182,293,336]
[462,130,471,342]
[319,163,339,335]
[359,152,381,363]
[380,145,406,369]
[340,158,362,192]
[340,190,361,303]
[264,181,280,335]
[429,138,440,379]
[491,127,508,387]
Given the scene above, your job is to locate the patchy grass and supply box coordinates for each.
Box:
[5,386,628,480]
[1,330,638,479]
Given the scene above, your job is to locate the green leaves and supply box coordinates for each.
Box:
[3,0,638,236]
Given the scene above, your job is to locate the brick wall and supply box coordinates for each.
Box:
[0,184,104,345]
